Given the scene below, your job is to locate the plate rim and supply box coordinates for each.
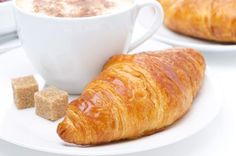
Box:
[0,67,222,155]
[153,25,236,52]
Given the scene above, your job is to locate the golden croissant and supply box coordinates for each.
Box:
[57,48,206,145]
[157,0,236,43]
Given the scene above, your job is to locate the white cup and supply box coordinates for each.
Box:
[13,0,163,94]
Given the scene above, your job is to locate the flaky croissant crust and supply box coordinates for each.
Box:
[57,48,205,145]
[158,0,236,43]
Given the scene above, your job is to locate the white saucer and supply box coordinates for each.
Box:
[154,25,236,53]
[0,1,16,35]
[0,68,222,155]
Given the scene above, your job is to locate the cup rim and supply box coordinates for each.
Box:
[13,0,136,21]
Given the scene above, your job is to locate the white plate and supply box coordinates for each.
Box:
[0,1,16,35]
[0,68,221,155]
[154,25,236,53]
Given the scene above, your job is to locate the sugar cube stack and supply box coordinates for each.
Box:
[11,75,38,109]
[34,87,68,121]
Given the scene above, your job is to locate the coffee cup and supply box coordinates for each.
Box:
[13,0,163,94]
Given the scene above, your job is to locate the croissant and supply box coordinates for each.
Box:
[157,0,236,43]
[57,48,206,145]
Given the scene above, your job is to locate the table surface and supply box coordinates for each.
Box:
[0,38,236,156]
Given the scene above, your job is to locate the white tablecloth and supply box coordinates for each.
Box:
[0,39,235,156]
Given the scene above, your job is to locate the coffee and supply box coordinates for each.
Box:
[16,0,133,17]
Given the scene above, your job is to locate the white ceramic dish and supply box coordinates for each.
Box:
[0,68,221,155]
[154,25,236,53]
[14,0,163,94]
[0,1,16,35]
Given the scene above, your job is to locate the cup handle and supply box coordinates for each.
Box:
[128,1,164,52]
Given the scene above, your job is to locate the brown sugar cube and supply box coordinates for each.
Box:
[34,87,68,121]
[11,75,38,109]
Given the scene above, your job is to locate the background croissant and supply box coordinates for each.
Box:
[57,48,206,145]
[158,0,236,43]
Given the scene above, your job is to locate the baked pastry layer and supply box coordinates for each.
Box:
[57,48,206,145]
[158,0,236,43]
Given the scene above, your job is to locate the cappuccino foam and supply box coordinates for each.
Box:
[16,0,133,17]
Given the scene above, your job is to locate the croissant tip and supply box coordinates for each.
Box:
[57,118,85,145]
[57,120,75,144]
[57,122,63,136]
[57,122,66,140]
